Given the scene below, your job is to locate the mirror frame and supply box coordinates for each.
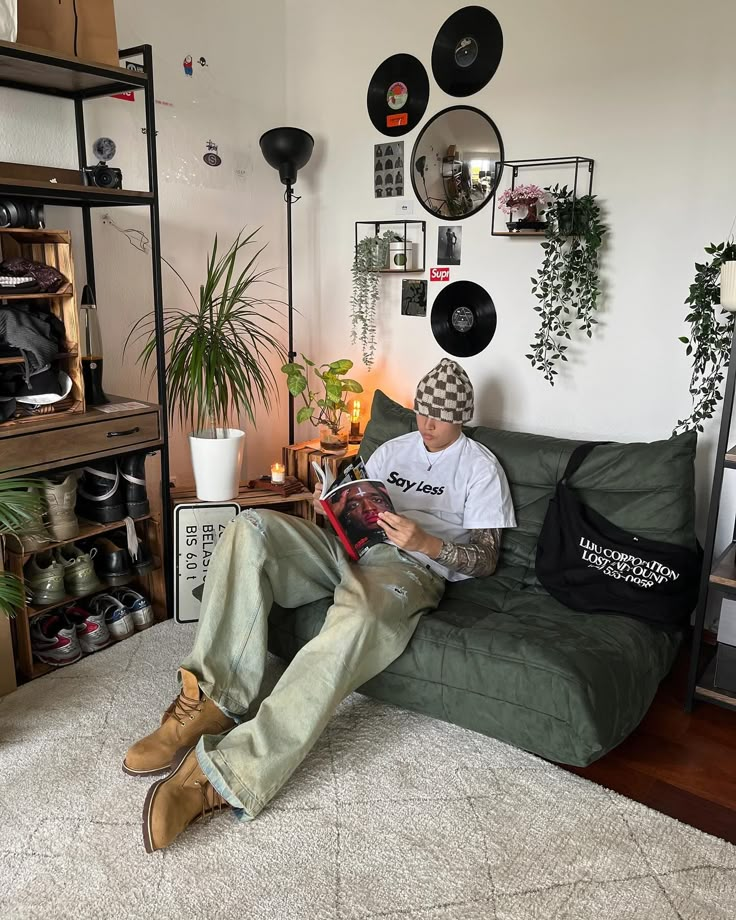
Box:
[410,105,505,221]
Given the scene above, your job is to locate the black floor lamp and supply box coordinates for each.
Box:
[259,127,314,447]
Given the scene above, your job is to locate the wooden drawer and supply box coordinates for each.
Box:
[0,409,161,476]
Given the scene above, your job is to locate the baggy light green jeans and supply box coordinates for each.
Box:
[179,509,445,821]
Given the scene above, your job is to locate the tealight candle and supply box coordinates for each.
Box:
[271,462,285,484]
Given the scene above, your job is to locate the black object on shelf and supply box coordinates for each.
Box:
[259,127,314,447]
[490,156,595,238]
[0,40,172,604]
[354,220,427,274]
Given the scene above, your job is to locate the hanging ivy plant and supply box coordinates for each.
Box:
[350,230,401,368]
[527,185,606,385]
[673,242,736,434]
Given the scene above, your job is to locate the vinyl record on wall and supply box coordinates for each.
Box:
[431,280,497,357]
[367,53,430,137]
[432,6,503,97]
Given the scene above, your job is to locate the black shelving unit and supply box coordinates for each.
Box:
[354,220,426,273]
[686,329,736,713]
[491,156,595,237]
[0,39,171,596]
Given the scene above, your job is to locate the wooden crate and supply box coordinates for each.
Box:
[0,228,84,426]
[283,439,361,492]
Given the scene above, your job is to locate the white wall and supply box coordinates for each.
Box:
[284,0,736,553]
[0,0,289,485]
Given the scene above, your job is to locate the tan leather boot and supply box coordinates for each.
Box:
[142,746,229,853]
[123,669,235,776]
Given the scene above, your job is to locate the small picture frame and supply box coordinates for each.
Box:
[401,279,428,317]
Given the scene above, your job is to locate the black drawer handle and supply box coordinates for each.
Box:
[107,427,140,438]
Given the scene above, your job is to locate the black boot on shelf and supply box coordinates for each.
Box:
[109,519,154,576]
[120,453,150,518]
[77,459,125,524]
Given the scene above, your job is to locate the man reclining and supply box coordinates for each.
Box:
[124,358,516,852]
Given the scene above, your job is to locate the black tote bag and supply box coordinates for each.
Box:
[535,443,702,628]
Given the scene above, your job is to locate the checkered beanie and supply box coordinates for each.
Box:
[414,359,474,423]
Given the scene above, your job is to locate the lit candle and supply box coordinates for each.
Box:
[271,462,285,484]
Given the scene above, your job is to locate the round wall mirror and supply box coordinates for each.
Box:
[411,106,504,220]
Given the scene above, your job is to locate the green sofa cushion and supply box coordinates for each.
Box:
[268,390,694,766]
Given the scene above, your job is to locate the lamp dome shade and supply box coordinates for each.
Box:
[259,127,314,186]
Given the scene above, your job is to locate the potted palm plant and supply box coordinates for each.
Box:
[281,356,363,454]
[0,479,43,618]
[128,230,286,501]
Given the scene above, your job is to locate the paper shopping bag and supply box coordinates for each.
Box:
[17,0,118,67]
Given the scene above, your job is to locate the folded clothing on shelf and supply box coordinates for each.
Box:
[0,275,41,294]
[0,257,67,293]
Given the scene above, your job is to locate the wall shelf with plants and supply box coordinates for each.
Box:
[491,156,594,237]
[351,220,426,368]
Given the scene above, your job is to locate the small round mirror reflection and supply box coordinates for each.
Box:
[411,106,503,220]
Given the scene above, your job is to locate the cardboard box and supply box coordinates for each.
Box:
[17,0,119,67]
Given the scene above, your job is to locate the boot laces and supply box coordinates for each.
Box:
[172,693,203,725]
[193,779,226,822]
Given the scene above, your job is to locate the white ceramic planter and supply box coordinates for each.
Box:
[721,260,736,313]
[189,428,245,501]
[388,241,413,271]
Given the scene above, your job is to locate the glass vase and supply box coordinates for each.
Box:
[319,424,349,455]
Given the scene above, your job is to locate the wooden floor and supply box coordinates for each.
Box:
[565,648,736,844]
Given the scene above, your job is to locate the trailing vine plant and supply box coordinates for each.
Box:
[673,242,736,434]
[351,230,401,367]
[527,185,606,385]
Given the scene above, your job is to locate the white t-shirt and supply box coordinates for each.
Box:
[365,431,516,582]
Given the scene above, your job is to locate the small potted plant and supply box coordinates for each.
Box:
[497,183,547,232]
[127,230,286,501]
[281,357,363,454]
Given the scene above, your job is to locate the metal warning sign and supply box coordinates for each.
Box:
[174,503,240,623]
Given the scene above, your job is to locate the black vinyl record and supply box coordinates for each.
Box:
[432,6,503,97]
[431,281,497,357]
[367,53,429,137]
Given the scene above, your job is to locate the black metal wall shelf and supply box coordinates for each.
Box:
[0,40,171,595]
[354,220,426,273]
[491,156,595,237]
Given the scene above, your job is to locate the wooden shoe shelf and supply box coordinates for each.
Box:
[0,41,173,695]
[6,512,167,683]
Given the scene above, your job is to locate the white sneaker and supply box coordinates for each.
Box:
[113,588,154,632]
[89,594,134,641]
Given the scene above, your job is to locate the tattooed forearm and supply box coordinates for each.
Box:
[435,528,501,578]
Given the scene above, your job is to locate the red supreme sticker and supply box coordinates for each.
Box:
[430,267,450,282]
[386,112,409,128]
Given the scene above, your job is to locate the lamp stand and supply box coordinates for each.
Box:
[285,180,296,446]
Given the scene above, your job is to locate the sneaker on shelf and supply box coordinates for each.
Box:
[41,472,80,542]
[112,587,154,632]
[30,612,83,667]
[63,603,113,654]
[5,481,51,553]
[91,536,133,586]
[24,550,66,606]
[54,544,103,596]
[89,593,134,642]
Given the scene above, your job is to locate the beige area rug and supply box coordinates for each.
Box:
[0,619,734,920]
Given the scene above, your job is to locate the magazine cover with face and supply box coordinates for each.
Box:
[312,459,396,560]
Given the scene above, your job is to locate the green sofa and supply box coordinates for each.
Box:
[268,391,697,766]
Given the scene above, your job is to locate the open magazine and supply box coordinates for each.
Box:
[312,457,396,561]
